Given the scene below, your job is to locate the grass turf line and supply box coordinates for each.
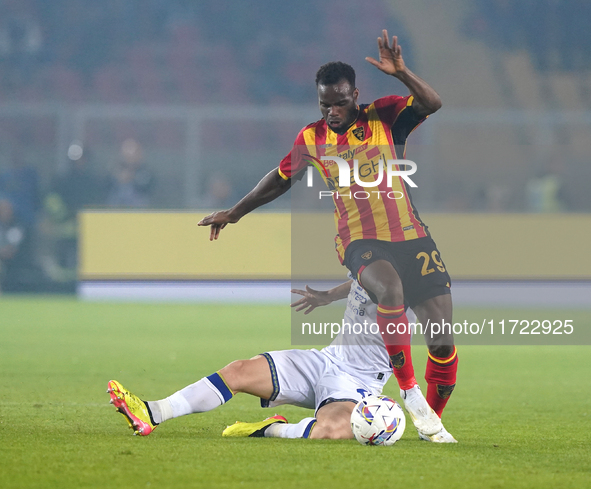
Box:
[0,297,590,488]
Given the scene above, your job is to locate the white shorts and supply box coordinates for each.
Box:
[260,349,387,414]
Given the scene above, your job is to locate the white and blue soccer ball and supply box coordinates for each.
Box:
[350,395,406,446]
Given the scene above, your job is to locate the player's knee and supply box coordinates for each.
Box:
[219,359,251,392]
[428,344,454,359]
[311,419,353,440]
[373,285,403,306]
[369,276,403,305]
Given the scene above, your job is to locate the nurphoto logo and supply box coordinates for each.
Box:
[303,154,418,200]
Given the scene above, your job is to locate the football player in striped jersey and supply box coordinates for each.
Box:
[199,30,458,432]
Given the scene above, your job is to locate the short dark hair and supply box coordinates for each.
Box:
[315,62,356,87]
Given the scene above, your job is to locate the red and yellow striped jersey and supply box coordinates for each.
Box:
[279,94,429,262]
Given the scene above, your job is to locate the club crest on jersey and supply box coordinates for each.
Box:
[352,127,365,141]
[361,251,372,260]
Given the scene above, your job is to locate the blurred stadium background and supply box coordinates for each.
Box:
[3,5,590,486]
[0,0,590,298]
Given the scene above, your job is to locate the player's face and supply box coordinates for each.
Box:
[318,80,359,133]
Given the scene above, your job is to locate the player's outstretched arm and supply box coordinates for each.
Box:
[198,168,290,241]
[365,29,442,118]
[291,280,353,315]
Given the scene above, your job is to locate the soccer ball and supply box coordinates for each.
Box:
[350,395,406,446]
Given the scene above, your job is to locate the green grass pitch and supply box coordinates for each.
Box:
[1,297,590,488]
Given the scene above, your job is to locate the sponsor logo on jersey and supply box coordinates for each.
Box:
[361,251,373,260]
[306,155,418,189]
[337,144,368,160]
[403,225,414,231]
[353,290,368,303]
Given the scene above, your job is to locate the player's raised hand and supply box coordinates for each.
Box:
[197,210,237,241]
[365,29,406,77]
[290,285,333,314]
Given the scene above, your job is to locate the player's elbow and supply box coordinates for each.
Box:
[414,96,441,118]
[431,96,442,113]
[424,95,442,115]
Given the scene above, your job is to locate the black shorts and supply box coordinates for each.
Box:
[343,237,451,309]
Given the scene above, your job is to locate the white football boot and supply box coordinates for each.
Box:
[419,426,458,443]
[400,385,443,436]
